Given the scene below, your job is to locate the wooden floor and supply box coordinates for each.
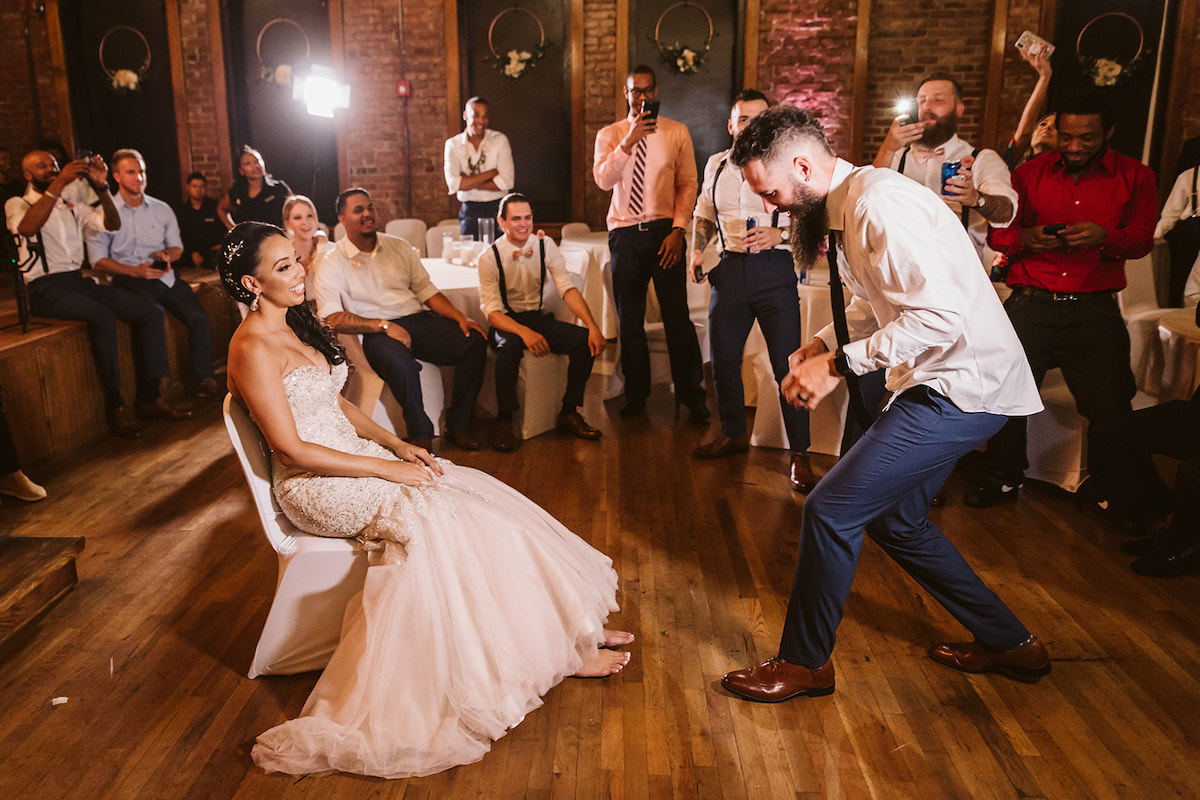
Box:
[2,381,1199,800]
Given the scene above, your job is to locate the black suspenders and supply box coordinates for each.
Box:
[711,157,782,255]
[490,238,546,315]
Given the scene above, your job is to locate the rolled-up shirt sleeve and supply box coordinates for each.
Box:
[972,149,1018,227]
[672,131,698,229]
[477,247,504,317]
[493,134,515,193]
[444,137,463,195]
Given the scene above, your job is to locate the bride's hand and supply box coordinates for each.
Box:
[397,441,444,476]
[378,459,438,487]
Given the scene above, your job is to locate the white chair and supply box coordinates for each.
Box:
[560,222,591,239]
[1119,247,1173,397]
[385,219,428,256]
[426,221,461,259]
[223,395,367,678]
[332,222,345,242]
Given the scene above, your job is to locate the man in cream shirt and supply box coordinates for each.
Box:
[444,97,514,237]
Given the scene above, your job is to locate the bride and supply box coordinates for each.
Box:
[219,222,632,778]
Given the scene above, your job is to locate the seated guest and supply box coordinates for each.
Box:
[5,150,184,437]
[88,149,220,400]
[0,382,46,504]
[217,146,291,229]
[176,172,224,269]
[476,193,606,452]
[315,188,488,451]
[1091,304,1200,577]
[281,194,330,300]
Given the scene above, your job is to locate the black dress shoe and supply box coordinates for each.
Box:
[721,657,835,702]
[445,430,481,451]
[1131,544,1200,577]
[491,421,521,452]
[963,481,1021,508]
[619,399,646,417]
[684,401,711,426]
[929,637,1051,683]
[693,433,749,459]
[557,411,602,440]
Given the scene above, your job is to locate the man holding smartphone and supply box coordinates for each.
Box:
[89,148,219,402]
[873,74,1017,268]
[966,90,1158,508]
[593,65,707,422]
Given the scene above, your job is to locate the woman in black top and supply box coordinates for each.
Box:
[218,146,291,228]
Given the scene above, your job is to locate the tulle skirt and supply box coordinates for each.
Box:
[252,464,619,778]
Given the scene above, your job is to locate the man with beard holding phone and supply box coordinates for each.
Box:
[593,65,707,423]
[873,74,1017,268]
[718,104,1050,703]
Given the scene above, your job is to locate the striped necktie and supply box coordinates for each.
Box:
[629,139,647,216]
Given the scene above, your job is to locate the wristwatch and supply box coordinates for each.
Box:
[974,193,987,209]
[378,320,391,333]
[833,347,854,377]
[779,227,790,243]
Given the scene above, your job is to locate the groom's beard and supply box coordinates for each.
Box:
[786,177,828,271]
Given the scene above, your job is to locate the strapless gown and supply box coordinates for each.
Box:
[250,363,619,778]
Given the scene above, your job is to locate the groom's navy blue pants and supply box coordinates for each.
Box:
[778,385,1031,669]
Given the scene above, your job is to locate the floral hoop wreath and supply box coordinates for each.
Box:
[1076,12,1145,88]
[487,7,547,79]
[99,26,151,95]
[256,17,310,87]
[654,2,715,75]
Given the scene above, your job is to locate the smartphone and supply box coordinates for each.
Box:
[642,99,660,122]
[76,149,95,162]
[1015,30,1055,59]
[151,259,171,272]
[895,98,919,126]
[1042,223,1067,235]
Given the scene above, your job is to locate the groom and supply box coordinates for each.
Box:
[720,105,1051,702]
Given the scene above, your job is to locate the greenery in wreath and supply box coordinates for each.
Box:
[655,34,715,75]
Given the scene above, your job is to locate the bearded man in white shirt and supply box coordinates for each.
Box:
[443,97,515,238]
[873,74,1017,268]
[476,193,607,452]
[719,105,1051,704]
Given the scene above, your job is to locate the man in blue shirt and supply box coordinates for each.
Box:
[89,149,220,399]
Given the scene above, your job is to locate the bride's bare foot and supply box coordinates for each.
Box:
[603,629,635,648]
[575,648,632,677]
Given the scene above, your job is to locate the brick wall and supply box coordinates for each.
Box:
[177,0,224,192]
[1,7,60,164]
[582,0,619,228]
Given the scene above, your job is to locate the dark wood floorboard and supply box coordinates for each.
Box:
[2,380,1198,799]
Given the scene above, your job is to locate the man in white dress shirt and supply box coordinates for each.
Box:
[315,188,488,451]
[476,193,607,452]
[443,97,515,238]
[873,74,1017,268]
[691,89,816,493]
[719,105,1050,703]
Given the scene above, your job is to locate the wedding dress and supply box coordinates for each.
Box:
[250,363,619,778]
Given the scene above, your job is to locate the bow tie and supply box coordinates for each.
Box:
[511,248,534,261]
[910,147,946,165]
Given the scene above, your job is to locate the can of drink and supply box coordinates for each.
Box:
[941,161,961,194]
[745,217,758,252]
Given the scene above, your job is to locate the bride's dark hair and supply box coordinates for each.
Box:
[218,222,346,366]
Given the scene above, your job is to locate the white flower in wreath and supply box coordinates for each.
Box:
[273,64,294,86]
[112,69,139,91]
[676,48,697,73]
[1092,57,1123,87]
[504,49,526,79]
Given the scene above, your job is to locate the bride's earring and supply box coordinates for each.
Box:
[250,292,261,312]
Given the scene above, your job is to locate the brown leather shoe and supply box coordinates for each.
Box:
[106,406,143,439]
[557,410,601,440]
[692,432,749,459]
[492,420,521,452]
[721,657,835,702]
[789,452,818,493]
[195,378,223,399]
[137,397,193,421]
[445,430,481,451]
[929,637,1051,683]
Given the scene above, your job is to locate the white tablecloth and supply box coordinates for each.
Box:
[560,232,618,338]
[421,257,584,329]
[1154,306,1200,402]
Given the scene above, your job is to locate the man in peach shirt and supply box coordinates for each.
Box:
[593,65,708,422]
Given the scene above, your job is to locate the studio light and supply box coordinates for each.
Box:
[293,64,350,118]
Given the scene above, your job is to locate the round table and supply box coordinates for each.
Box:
[1155,306,1200,402]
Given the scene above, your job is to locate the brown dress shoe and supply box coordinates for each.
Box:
[106,406,143,439]
[692,432,749,459]
[721,657,835,702]
[492,420,521,452]
[195,378,223,399]
[557,410,601,440]
[137,397,193,421]
[790,452,818,493]
[929,637,1051,683]
[445,430,481,451]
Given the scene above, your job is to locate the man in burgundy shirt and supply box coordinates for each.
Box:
[965,90,1158,507]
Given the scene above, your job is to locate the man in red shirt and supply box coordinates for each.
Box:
[965,91,1158,507]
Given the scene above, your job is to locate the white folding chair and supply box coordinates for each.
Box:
[223,395,367,678]
[560,222,591,239]
[385,219,429,256]
[333,222,345,242]
[426,221,461,258]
